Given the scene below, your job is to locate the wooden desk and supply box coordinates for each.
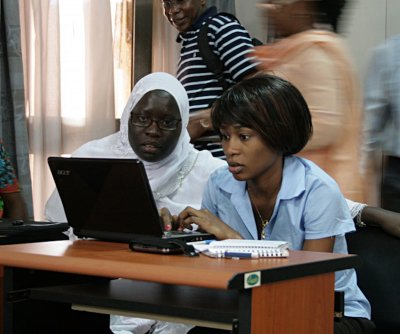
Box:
[0,240,359,334]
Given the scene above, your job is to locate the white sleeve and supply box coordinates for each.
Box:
[346,198,367,219]
[44,189,67,222]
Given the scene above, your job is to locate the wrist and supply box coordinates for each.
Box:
[199,118,211,129]
[226,228,243,240]
[355,204,368,228]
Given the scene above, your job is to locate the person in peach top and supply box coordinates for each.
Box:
[252,0,364,202]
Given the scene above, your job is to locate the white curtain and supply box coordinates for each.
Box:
[19,0,116,219]
[152,0,180,74]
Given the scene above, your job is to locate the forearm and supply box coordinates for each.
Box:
[349,204,400,239]
[362,207,400,229]
[218,225,243,240]
[302,237,335,253]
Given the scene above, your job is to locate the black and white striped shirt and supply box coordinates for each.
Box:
[176,7,258,158]
[177,7,258,112]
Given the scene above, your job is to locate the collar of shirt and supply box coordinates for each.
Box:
[212,156,305,240]
[219,156,306,201]
[176,6,217,43]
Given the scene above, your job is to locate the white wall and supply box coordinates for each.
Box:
[235,0,400,83]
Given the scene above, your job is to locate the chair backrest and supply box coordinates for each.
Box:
[346,225,400,334]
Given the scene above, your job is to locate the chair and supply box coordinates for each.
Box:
[346,225,400,334]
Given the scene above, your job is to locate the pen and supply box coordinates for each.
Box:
[224,252,260,259]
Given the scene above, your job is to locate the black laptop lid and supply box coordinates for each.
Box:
[47,157,163,241]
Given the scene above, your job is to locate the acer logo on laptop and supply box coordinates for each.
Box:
[57,169,71,176]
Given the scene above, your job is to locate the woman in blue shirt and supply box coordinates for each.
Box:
[178,74,375,334]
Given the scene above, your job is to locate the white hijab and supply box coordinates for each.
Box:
[45,72,225,225]
[74,72,198,201]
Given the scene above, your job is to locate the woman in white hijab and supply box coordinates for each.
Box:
[45,72,225,334]
[45,72,225,222]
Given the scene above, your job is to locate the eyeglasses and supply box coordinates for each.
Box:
[162,0,189,10]
[130,114,181,131]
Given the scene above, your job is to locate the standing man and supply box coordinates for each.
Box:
[162,0,258,158]
[362,35,400,212]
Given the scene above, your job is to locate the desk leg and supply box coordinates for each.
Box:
[250,273,335,334]
[0,266,3,334]
[237,289,252,334]
[2,267,14,334]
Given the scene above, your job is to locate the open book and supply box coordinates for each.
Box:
[190,239,290,259]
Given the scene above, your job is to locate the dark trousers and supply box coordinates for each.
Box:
[334,317,376,334]
[382,156,400,213]
[188,317,376,334]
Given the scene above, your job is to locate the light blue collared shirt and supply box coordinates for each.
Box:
[202,155,371,318]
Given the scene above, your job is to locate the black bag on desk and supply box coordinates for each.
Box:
[0,218,69,244]
[129,237,198,257]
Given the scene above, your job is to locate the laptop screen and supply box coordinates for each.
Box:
[48,157,163,241]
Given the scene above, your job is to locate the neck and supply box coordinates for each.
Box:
[247,157,283,199]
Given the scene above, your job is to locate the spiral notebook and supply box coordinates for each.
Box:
[190,239,290,259]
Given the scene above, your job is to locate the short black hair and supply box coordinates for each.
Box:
[211,74,313,156]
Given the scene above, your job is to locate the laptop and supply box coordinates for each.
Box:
[47,157,214,243]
